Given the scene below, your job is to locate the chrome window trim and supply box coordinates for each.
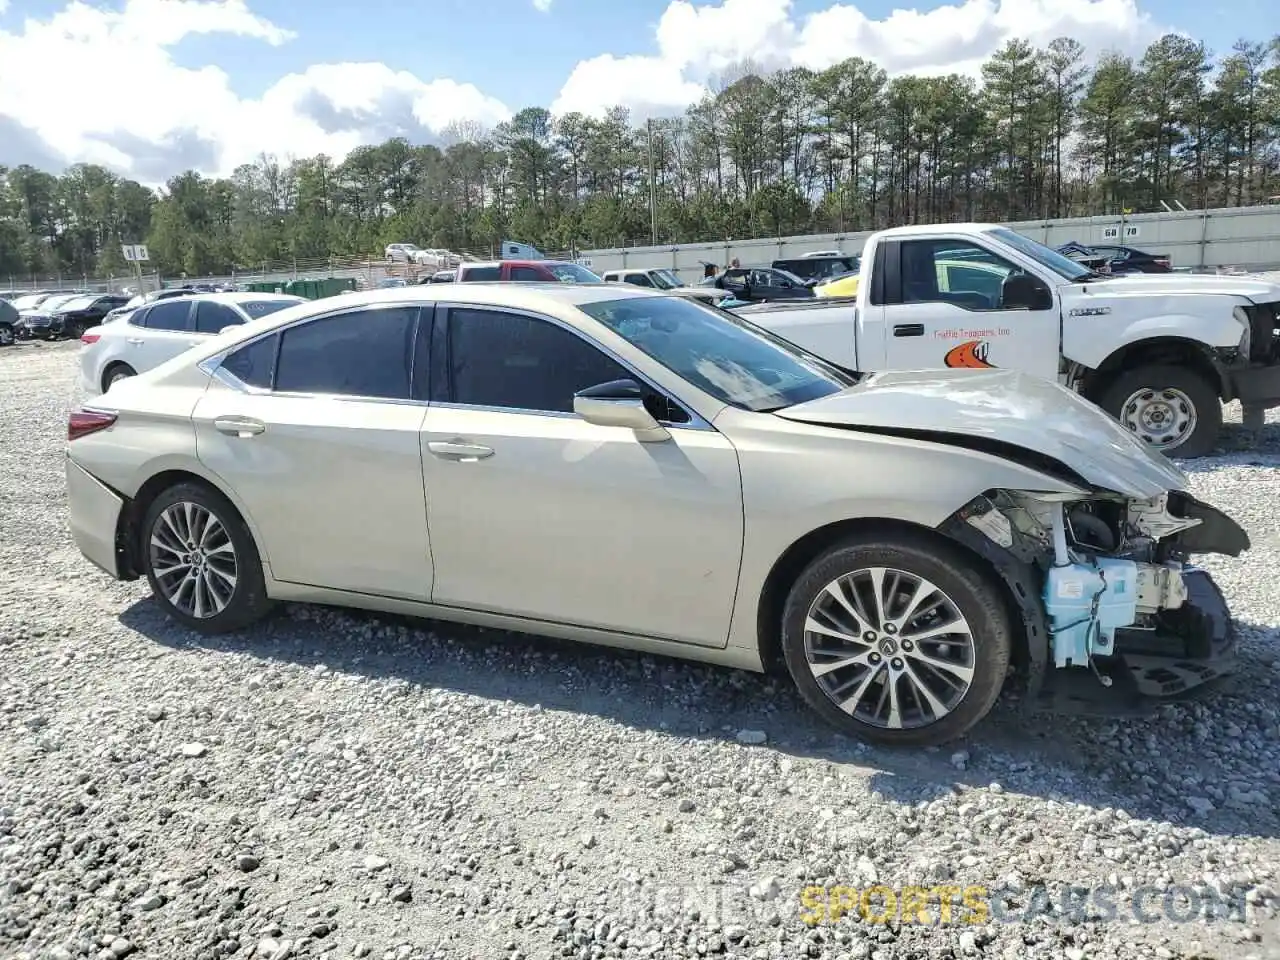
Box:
[436,301,714,432]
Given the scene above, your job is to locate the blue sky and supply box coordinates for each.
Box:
[8,0,1238,109]
[0,0,1257,182]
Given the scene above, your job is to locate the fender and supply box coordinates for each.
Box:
[1066,312,1245,371]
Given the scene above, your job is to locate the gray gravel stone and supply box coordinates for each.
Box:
[1,340,1279,960]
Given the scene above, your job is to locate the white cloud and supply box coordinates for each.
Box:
[0,0,1167,183]
[552,0,1162,118]
[0,0,510,185]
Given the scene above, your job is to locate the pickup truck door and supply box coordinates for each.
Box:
[873,237,1061,379]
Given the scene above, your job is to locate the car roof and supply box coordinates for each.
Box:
[181,292,305,305]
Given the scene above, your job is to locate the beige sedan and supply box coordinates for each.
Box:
[65,284,1246,746]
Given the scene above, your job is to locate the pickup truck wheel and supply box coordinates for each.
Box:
[780,534,1012,748]
[1097,365,1221,458]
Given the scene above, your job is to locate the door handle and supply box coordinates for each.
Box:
[126,338,144,345]
[427,441,494,462]
[213,416,266,437]
[893,324,925,337]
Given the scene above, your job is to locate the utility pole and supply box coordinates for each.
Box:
[647,118,658,246]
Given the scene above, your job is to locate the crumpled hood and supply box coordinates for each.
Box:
[1080,272,1280,301]
[775,368,1189,499]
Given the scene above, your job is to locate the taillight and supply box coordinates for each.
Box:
[80,333,100,344]
[68,409,117,441]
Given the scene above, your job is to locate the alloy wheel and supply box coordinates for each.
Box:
[148,502,239,619]
[803,566,976,730]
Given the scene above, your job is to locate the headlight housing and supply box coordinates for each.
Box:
[1233,305,1251,358]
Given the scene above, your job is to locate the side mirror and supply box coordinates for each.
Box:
[1030,282,1054,311]
[573,379,670,443]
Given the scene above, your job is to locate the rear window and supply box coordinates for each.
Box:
[241,299,301,319]
[460,266,501,281]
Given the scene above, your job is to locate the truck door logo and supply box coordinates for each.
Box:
[944,340,996,368]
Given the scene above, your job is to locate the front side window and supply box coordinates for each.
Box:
[274,306,419,400]
[579,295,854,413]
[624,274,654,288]
[511,266,545,281]
[194,301,244,334]
[460,266,500,282]
[446,307,628,414]
[142,300,192,331]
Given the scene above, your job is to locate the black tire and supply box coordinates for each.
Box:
[102,363,137,392]
[140,482,275,634]
[0,324,13,347]
[1096,364,1221,458]
[780,532,1012,748]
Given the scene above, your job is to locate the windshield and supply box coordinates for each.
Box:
[986,227,1093,280]
[11,294,48,310]
[57,295,98,311]
[649,269,682,289]
[579,295,855,413]
[550,263,603,283]
[241,299,303,318]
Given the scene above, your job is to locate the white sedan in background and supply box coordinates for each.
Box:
[79,292,304,395]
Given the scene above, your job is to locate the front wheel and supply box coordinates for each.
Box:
[1096,364,1221,458]
[141,482,275,634]
[780,534,1012,747]
[0,324,13,347]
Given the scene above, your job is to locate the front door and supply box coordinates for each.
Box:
[876,237,1061,379]
[193,303,434,600]
[420,304,744,648]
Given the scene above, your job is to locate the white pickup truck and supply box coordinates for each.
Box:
[731,223,1280,457]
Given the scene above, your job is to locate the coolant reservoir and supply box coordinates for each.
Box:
[1044,558,1138,668]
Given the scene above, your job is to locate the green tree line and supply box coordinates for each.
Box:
[3,33,1280,280]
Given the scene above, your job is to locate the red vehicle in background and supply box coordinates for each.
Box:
[453,259,604,283]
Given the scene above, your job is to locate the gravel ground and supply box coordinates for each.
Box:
[2,339,1279,960]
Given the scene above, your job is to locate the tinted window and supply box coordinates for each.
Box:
[142,300,192,331]
[580,296,853,413]
[624,274,654,288]
[222,334,278,389]
[511,266,545,281]
[447,308,628,413]
[275,306,418,400]
[460,266,501,281]
[194,301,244,334]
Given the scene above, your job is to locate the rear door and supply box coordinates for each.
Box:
[124,299,201,372]
[193,303,433,599]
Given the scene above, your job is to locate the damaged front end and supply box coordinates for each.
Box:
[941,487,1249,716]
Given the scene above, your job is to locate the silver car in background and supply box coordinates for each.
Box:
[65,284,1249,746]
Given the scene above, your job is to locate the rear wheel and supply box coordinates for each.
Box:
[781,534,1012,747]
[102,363,136,392]
[1097,364,1221,458]
[140,482,274,634]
